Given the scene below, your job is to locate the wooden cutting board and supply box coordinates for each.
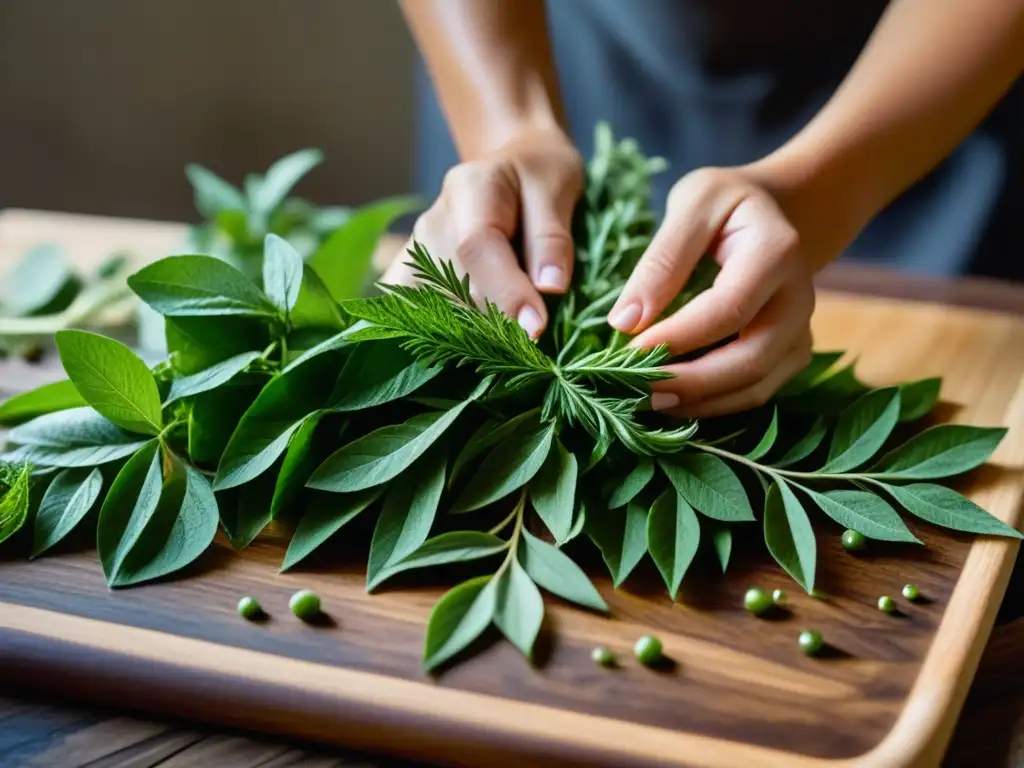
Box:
[1,212,1023,768]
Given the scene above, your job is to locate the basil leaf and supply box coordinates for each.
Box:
[370,531,508,591]
[772,416,827,468]
[607,457,655,509]
[327,340,441,412]
[801,487,920,543]
[2,244,75,316]
[165,316,268,375]
[187,381,263,467]
[528,438,577,543]
[448,409,540,489]
[129,255,277,318]
[0,464,31,545]
[55,330,163,436]
[185,164,246,217]
[822,387,901,473]
[586,501,648,587]
[763,479,816,593]
[776,351,843,398]
[366,450,447,591]
[518,529,607,612]
[898,377,942,422]
[870,425,1007,480]
[262,234,304,314]
[218,470,275,550]
[250,148,323,215]
[165,351,262,405]
[745,407,778,461]
[882,483,1022,538]
[646,490,701,599]
[97,442,162,583]
[281,488,383,572]
[31,467,103,557]
[0,380,87,426]
[422,575,496,673]
[308,195,422,301]
[709,523,732,573]
[659,453,755,522]
[270,413,324,519]
[493,560,544,661]
[290,265,346,330]
[6,408,151,467]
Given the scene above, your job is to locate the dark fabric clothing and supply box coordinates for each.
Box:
[413,1,1024,281]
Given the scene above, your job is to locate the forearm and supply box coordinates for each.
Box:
[749,0,1024,269]
[399,0,565,159]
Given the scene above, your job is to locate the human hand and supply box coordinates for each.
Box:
[607,167,816,419]
[382,127,583,339]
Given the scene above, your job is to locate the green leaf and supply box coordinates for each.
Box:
[780,361,870,415]
[493,560,544,661]
[607,457,655,508]
[772,416,827,468]
[217,470,276,550]
[165,316,268,375]
[308,195,422,301]
[870,425,1007,480]
[369,531,508,590]
[709,523,732,573]
[0,380,87,426]
[250,148,323,215]
[186,164,246,217]
[745,407,778,461]
[327,340,441,412]
[280,488,384,571]
[366,449,447,590]
[31,467,103,557]
[129,255,277,318]
[97,442,162,582]
[586,501,648,587]
[290,265,346,330]
[763,479,816,593]
[0,464,31,545]
[882,483,1021,538]
[822,387,901,473]
[55,330,163,436]
[262,234,304,314]
[270,413,324,519]
[518,529,607,612]
[776,352,844,398]
[646,490,701,599]
[6,408,152,467]
[454,422,555,513]
[802,487,920,543]
[448,409,540,489]
[528,439,577,543]
[898,377,942,422]
[659,453,755,522]
[422,575,496,673]
[165,351,262,405]
[187,381,263,467]
[2,244,75,316]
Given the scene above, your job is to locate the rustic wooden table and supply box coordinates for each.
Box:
[0,209,1022,767]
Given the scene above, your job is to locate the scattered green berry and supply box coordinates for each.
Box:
[878,595,897,614]
[634,634,663,666]
[289,589,321,621]
[19,343,44,364]
[798,630,824,656]
[591,646,616,666]
[841,529,867,551]
[772,589,787,606]
[902,584,921,601]
[237,596,262,620]
[744,586,773,616]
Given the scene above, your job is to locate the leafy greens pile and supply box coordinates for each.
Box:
[0,123,1019,673]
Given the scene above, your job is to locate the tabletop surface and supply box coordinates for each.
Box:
[0,209,1022,768]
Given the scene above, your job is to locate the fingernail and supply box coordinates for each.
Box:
[651,392,680,411]
[608,302,641,332]
[536,265,566,291]
[518,305,545,339]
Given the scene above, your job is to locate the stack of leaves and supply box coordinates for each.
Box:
[0,123,1019,674]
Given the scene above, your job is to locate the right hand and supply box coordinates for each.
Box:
[381,127,584,339]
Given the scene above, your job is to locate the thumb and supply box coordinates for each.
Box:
[520,180,576,295]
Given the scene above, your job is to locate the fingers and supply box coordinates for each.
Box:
[520,174,578,295]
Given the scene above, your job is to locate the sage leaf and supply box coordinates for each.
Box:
[454,422,554,513]
[586,501,648,587]
[187,381,263,467]
[763,479,816,593]
[0,464,31,545]
[270,413,324,519]
[2,244,75,316]
[659,453,755,522]
[281,488,384,571]
[129,255,277,318]
[898,377,942,422]
[772,416,827,468]
[31,467,103,557]
[366,449,447,591]
[607,457,655,508]
[185,164,246,217]
[802,487,920,543]
[328,340,441,412]
[6,408,152,467]
[55,330,163,436]
[646,490,701,599]
[566,501,587,542]
[0,380,87,426]
[745,407,778,461]
[493,560,544,661]
[870,425,1007,480]
[518,529,608,612]
[709,523,732,573]
[250,148,323,215]
[422,575,496,673]
[97,442,162,583]
[218,470,275,550]
[262,234,304,314]
[822,387,901,473]
[882,483,1022,538]
[528,438,577,543]
[165,316,268,375]
[371,530,508,590]
[448,409,540,489]
[165,351,262,405]
[776,351,843,398]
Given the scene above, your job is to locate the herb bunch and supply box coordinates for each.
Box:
[0,123,1018,673]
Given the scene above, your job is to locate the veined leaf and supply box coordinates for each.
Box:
[250,148,323,215]
[448,409,540,489]
[518,529,607,612]
[529,438,577,543]
[709,523,732,573]
[186,164,246,217]
[801,487,920,543]
[882,483,1021,538]
[0,464,31,545]
[31,467,103,557]
[776,351,844,398]
[763,479,816,593]
[870,425,1007,480]
[290,265,346,330]
[6,408,152,467]
[97,442,163,583]
[422,575,496,673]
[745,407,778,461]
[0,380,86,426]
[187,381,263,467]
[454,422,555,513]
[646,490,700,599]
[2,244,75,316]
[281,488,384,571]
[493,560,544,661]
[586,501,648,587]
[262,234,304,314]
[165,316,268,375]
[822,387,901,473]
[898,378,942,422]
[165,351,262,405]
[370,530,508,591]
[218,470,275,550]
[269,413,324,519]
[327,339,441,412]
[772,416,827,468]
[607,456,655,508]
[659,453,755,522]
[129,255,277,318]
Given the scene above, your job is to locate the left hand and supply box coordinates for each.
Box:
[607,167,816,419]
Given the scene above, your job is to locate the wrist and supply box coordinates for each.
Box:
[457,77,566,160]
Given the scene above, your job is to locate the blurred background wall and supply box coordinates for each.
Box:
[0,0,416,222]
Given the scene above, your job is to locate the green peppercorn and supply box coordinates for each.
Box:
[878,595,897,614]
[841,529,867,551]
[237,596,262,620]
[634,634,663,666]
[902,584,921,601]
[289,589,321,620]
[798,630,824,656]
[591,646,616,666]
[744,586,773,616]
[772,589,787,606]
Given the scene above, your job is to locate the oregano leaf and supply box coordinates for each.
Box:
[129,255,277,318]
[0,380,87,427]
[448,409,540,489]
[6,408,150,468]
